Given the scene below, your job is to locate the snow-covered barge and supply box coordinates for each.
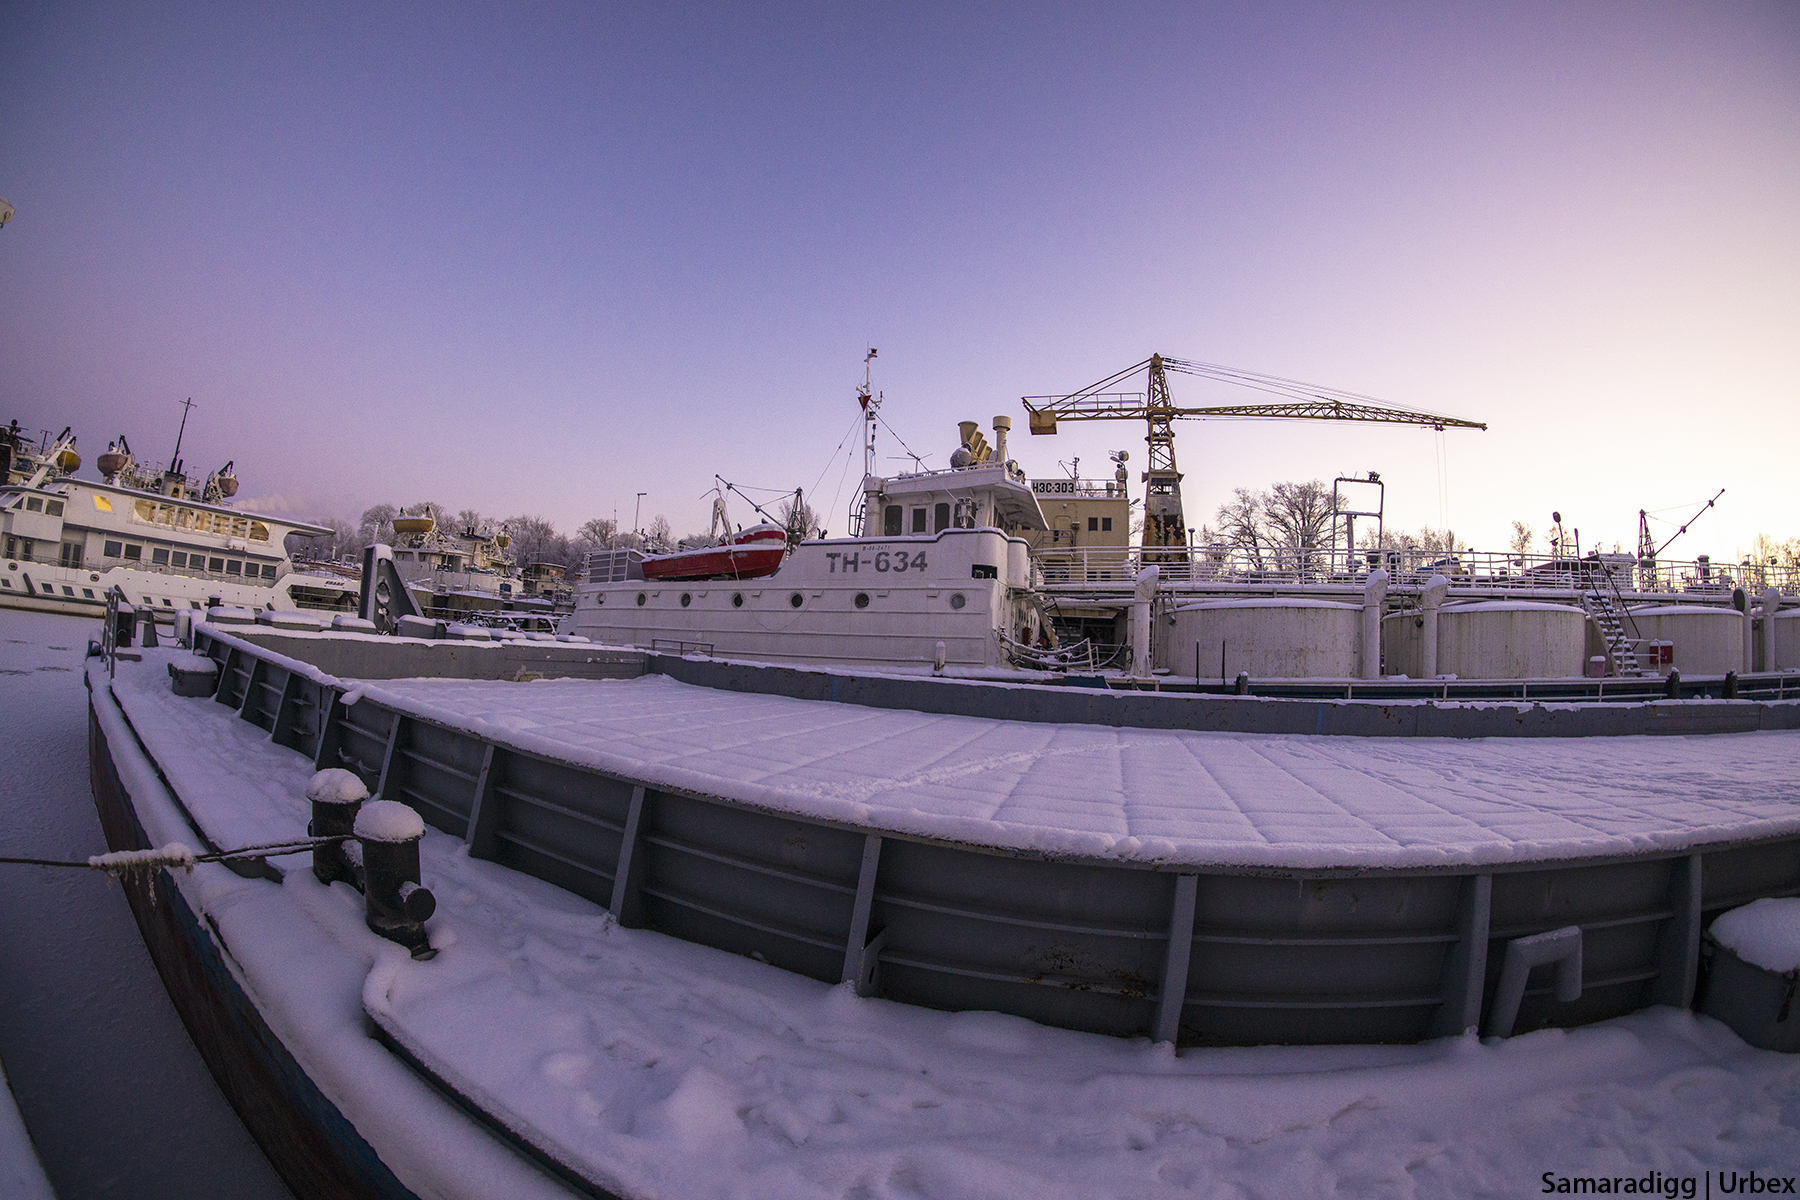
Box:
[82,601,1800,1197]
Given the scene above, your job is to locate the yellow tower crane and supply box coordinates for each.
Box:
[1022,354,1487,551]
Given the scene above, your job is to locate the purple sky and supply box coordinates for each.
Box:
[3,3,1795,559]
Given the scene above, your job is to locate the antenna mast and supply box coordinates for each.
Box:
[859,348,879,478]
[169,397,196,474]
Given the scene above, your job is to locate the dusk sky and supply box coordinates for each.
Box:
[3,3,1795,560]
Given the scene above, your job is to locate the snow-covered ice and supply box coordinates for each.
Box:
[98,644,1800,1198]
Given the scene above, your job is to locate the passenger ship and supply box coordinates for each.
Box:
[0,421,356,619]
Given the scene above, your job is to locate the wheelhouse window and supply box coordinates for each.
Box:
[225,560,241,575]
[1102,517,1112,531]
[24,497,43,513]
[104,540,122,557]
[208,557,224,572]
[883,505,902,536]
[934,503,950,532]
[910,507,927,534]
[123,544,142,560]
[171,552,187,568]
[151,548,170,565]
[260,563,277,579]
[46,500,62,517]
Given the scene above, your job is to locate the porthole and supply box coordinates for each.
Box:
[680,592,692,607]
[595,593,606,605]
[732,593,744,608]
[854,592,870,609]
[789,593,804,608]
[949,592,967,610]
[636,593,647,606]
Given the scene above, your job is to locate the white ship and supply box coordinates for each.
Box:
[0,420,356,620]
[564,410,1059,670]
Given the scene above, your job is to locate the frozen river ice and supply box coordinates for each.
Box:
[0,608,291,1200]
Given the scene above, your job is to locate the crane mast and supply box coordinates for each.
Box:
[1022,353,1487,551]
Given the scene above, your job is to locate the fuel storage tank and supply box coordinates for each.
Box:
[1168,597,1360,679]
[1383,600,1587,679]
[1629,604,1746,675]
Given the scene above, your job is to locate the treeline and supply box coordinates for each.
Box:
[289,503,657,570]
[1209,478,1468,563]
[290,492,824,569]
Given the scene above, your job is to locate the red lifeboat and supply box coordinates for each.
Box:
[639,523,788,582]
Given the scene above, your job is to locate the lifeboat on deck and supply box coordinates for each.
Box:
[640,523,788,581]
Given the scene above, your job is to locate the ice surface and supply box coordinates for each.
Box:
[352,674,1800,870]
[1711,898,1800,974]
[96,644,1800,1199]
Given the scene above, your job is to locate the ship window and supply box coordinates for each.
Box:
[175,508,193,530]
[82,588,94,598]
[854,592,870,609]
[789,592,803,608]
[680,592,691,607]
[225,560,241,575]
[123,544,142,560]
[0,579,8,587]
[934,503,950,533]
[62,586,74,596]
[162,598,173,606]
[208,557,224,572]
[949,592,967,609]
[93,495,112,512]
[910,508,926,534]
[883,505,902,537]
[261,563,276,579]
[104,540,122,557]
[1088,516,1098,532]
[152,548,170,565]
[60,542,81,567]
[133,499,156,522]
[971,563,997,579]
[732,593,743,608]
[25,496,43,512]
[172,552,187,567]
[46,500,63,517]
[636,593,646,606]
[1102,517,1112,532]
[249,521,269,542]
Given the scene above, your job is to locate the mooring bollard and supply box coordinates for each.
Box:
[354,800,436,958]
[306,768,368,888]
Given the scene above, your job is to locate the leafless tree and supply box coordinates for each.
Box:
[1262,480,1333,568]
[1509,520,1533,562]
[1214,488,1268,570]
[356,504,396,551]
[778,492,824,541]
[645,514,673,551]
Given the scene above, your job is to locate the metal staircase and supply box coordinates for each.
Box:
[1581,590,1644,676]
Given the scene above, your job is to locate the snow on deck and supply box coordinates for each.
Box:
[100,650,1800,1199]
[356,674,1800,870]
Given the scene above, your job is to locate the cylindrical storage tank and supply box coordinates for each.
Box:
[1759,608,1800,673]
[1168,598,1359,679]
[1628,605,1745,675]
[1385,600,1586,679]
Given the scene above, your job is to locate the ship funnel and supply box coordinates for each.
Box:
[992,415,1011,464]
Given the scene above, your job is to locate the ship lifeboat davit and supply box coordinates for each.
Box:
[640,523,788,581]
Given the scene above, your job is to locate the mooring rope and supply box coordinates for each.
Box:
[0,836,348,880]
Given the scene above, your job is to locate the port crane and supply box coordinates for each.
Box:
[1021,354,1487,550]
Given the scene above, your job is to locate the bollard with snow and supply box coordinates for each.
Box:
[355,800,436,958]
[306,769,368,888]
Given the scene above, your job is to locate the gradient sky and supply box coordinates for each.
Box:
[3,3,1796,560]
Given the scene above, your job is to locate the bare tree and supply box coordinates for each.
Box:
[645,514,673,551]
[357,503,396,551]
[576,517,617,547]
[1262,480,1333,568]
[502,514,566,567]
[289,515,354,562]
[1215,488,1267,569]
[1509,520,1533,562]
